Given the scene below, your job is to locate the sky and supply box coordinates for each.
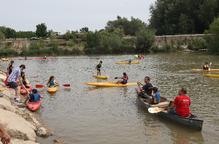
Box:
[0,0,156,33]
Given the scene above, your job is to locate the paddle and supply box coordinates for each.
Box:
[35,84,71,88]
[148,107,165,114]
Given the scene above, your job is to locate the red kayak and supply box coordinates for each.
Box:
[20,86,32,96]
[26,101,42,111]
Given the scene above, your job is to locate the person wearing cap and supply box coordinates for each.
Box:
[96,60,103,75]
[7,64,26,102]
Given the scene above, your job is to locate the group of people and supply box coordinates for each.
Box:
[136,76,191,118]
[5,61,42,103]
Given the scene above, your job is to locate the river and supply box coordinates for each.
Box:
[4,53,219,144]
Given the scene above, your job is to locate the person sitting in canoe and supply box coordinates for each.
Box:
[115,72,128,84]
[202,62,210,70]
[47,76,58,87]
[168,88,191,118]
[28,89,42,102]
[152,87,160,104]
[96,61,103,76]
[136,76,153,98]
[20,72,30,88]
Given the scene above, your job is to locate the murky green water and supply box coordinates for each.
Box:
[4,53,219,144]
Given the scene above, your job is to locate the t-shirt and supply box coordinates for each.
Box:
[154,91,160,103]
[30,93,41,102]
[142,83,153,93]
[174,95,191,117]
[96,63,102,69]
[7,67,21,82]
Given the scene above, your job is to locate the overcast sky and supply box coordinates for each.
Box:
[0,0,156,33]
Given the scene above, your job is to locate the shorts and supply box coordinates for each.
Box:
[97,68,101,72]
[7,82,18,89]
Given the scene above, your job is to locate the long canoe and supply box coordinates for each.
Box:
[203,73,219,78]
[85,82,137,87]
[93,75,109,80]
[192,68,219,72]
[116,60,140,64]
[137,93,203,131]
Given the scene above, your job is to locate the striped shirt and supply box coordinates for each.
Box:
[7,67,21,82]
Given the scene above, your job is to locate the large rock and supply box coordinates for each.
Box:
[0,97,16,112]
[0,109,36,141]
[2,139,39,144]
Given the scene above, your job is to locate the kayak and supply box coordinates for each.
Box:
[47,86,58,93]
[136,93,203,131]
[20,86,32,95]
[93,75,109,80]
[26,101,41,111]
[116,60,140,64]
[203,74,219,78]
[192,68,219,72]
[85,82,137,87]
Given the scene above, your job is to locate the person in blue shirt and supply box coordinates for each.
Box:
[29,89,41,102]
[152,87,160,104]
[47,76,58,87]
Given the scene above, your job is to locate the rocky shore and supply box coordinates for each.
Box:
[0,72,51,144]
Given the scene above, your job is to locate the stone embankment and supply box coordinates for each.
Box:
[0,72,51,144]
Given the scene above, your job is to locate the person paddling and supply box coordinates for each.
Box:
[96,61,103,76]
[202,62,211,70]
[136,76,153,98]
[47,76,58,87]
[168,88,191,118]
[115,72,128,84]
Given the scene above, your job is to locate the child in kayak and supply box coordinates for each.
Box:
[28,89,42,102]
[202,62,210,70]
[152,87,160,104]
[47,76,58,87]
[96,61,103,75]
[116,72,128,84]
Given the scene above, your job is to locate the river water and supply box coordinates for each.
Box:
[7,53,219,143]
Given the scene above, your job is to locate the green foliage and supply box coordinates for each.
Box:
[0,31,5,40]
[80,27,89,33]
[0,48,18,56]
[16,31,36,38]
[36,23,48,38]
[106,16,147,36]
[0,26,16,38]
[63,31,76,40]
[187,38,207,51]
[136,29,155,53]
[206,17,219,54]
[150,0,219,35]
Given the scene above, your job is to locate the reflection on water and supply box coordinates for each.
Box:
[3,53,219,144]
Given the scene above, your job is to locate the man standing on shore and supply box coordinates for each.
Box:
[7,64,26,102]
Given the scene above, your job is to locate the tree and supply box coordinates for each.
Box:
[36,23,48,38]
[136,28,155,53]
[150,0,219,35]
[0,31,5,40]
[0,26,16,38]
[80,27,89,33]
[206,17,219,54]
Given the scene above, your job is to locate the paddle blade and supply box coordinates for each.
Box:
[63,84,70,87]
[148,107,165,114]
[35,84,44,88]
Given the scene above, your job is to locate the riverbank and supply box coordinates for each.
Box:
[0,72,52,144]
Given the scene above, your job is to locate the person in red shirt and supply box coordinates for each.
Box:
[169,88,191,117]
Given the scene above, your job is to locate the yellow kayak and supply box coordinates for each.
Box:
[116,60,140,64]
[203,74,219,78]
[192,68,219,72]
[85,82,137,87]
[93,75,109,80]
[47,86,58,93]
